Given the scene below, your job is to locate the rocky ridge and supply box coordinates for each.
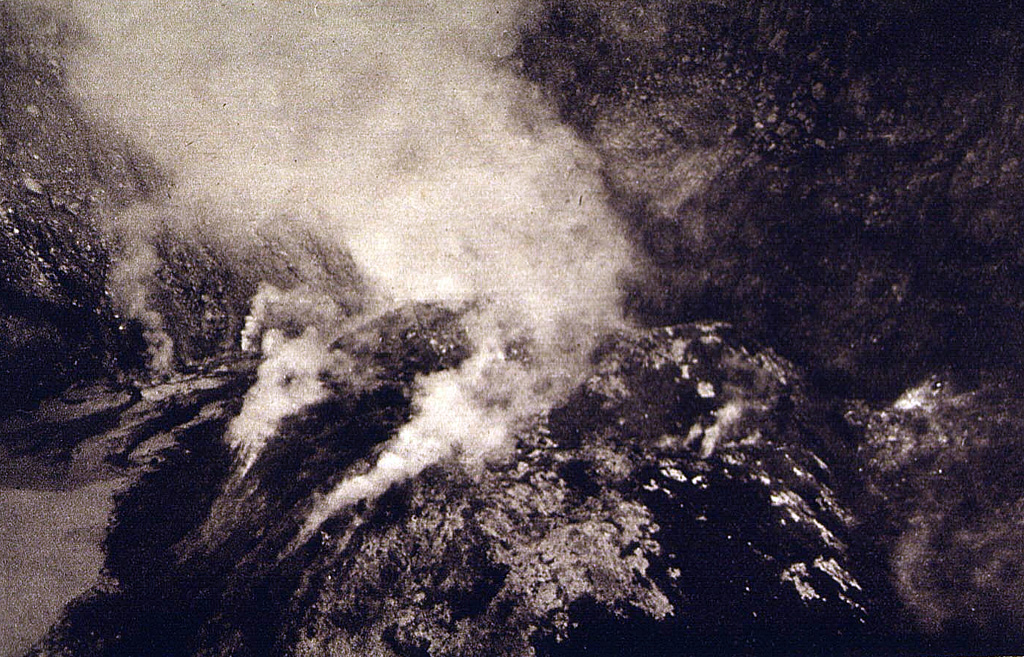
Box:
[32,311,894,657]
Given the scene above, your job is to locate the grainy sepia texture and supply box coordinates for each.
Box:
[2,1,1024,656]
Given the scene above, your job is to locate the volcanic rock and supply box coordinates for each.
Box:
[855,371,1024,652]
[32,317,891,657]
[518,0,1024,399]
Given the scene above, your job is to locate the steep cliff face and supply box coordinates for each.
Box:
[0,5,140,410]
[0,5,254,413]
[32,311,896,657]
[518,0,1024,398]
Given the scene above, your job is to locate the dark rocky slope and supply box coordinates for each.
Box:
[0,4,255,413]
[1,4,141,410]
[33,310,903,657]
[853,370,1024,650]
[518,0,1024,399]
[6,2,1024,655]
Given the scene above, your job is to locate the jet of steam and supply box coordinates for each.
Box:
[240,282,347,353]
[304,353,506,531]
[228,327,332,476]
[55,0,637,529]
[106,241,175,376]
[300,311,546,538]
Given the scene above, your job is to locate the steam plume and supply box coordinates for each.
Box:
[55,0,635,528]
[239,282,347,353]
[228,327,332,476]
[103,204,176,376]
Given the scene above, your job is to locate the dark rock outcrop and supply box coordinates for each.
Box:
[33,314,895,657]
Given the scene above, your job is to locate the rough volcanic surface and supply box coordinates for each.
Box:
[30,313,902,657]
[0,4,138,411]
[518,0,1024,399]
[6,1,1024,656]
[853,371,1024,653]
[0,4,256,414]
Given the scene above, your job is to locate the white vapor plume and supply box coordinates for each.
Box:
[228,327,332,476]
[308,349,508,527]
[301,307,568,537]
[239,282,346,353]
[54,0,636,527]
[104,216,175,376]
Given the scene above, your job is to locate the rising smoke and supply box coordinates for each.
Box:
[53,0,636,531]
[103,203,177,375]
[238,282,348,353]
[229,326,334,476]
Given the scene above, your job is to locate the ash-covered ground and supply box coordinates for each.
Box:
[3,1,1024,655]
